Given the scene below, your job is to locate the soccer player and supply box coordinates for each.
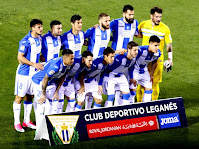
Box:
[102,41,139,107]
[75,47,115,110]
[110,5,139,51]
[13,19,44,132]
[41,20,62,62]
[129,35,161,102]
[109,4,139,104]
[62,15,84,58]
[84,13,111,59]
[136,7,173,101]
[32,49,74,131]
[59,51,93,112]
[40,20,63,115]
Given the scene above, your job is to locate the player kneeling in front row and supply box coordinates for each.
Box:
[58,51,93,113]
[32,49,74,132]
[129,35,161,102]
[75,47,115,110]
[102,41,139,107]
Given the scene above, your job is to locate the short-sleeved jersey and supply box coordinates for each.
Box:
[133,45,161,75]
[17,31,42,76]
[138,20,172,54]
[63,56,86,86]
[32,57,70,85]
[41,31,61,61]
[82,56,108,83]
[84,27,111,59]
[61,29,84,58]
[107,53,136,75]
[110,18,139,51]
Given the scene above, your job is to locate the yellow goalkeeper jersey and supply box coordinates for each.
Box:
[138,20,172,57]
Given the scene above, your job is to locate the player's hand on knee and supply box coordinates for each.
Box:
[78,86,85,96]
[38,94,46,104]
[52,91,59,101]
[150,75,153,83]
[130,78,137,86]
[98,85,103,95]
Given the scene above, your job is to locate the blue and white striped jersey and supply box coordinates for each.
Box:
[82,56,108,83]
[132,45,161,75]
[61,29,84,58]
[17,31,42,76]
[107,53,136,75]
[32,57,70,85]
[63,56,86,86]
[84,27,111,59]
[110,18,139,50]
[41,31,61,61]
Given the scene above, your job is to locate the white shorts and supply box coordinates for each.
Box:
[14,73,34,97]
[59,80,75,99]
[105,73,130,95]
[130,70,152,89]
[33,82,57,103]
[77,78,102,101]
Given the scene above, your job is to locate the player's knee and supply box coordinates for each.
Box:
[144,88,152,91]
[77,101,84,106]
[94,98,102,105]
[15,95,23,104]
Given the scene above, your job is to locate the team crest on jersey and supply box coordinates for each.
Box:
[48,115,79,144]
[20,45,25,51]
[49,70,55,75]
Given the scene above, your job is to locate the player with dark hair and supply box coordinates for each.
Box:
[129,35,161,102]
[58,50,93,113]
[75,47,115,110]
[39,20,63,115]
[41,20,62,62]
[32,49,74,132]
[110,5,139,51]
[136,6,173,101]
[13,19,44,132]
[62,15,84,58]
[102,41,139,107]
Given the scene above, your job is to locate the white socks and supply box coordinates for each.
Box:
[143,90,152,102]
[65,99,76,112]
[13,102,21,125]
[23,101,32,123]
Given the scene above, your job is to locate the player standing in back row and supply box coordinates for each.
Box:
[13,19,44,132]
[110,5,139,51]
[84,13,111,59]
[40,20,63,115]
[136,7,173,101]
[62,15,84,58]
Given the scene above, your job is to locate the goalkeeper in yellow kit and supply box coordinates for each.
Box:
[136,7,173,101]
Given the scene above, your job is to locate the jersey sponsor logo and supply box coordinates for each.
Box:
[158,113,181,129]
[49,70,55,75]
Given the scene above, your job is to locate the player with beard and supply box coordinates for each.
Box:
[13,19,44,132]
[84,13,111,59]
[110,5,139,51]
[108,5,139,106]
[136,7,173,102]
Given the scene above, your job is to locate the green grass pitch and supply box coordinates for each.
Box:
[0,0,199,148]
